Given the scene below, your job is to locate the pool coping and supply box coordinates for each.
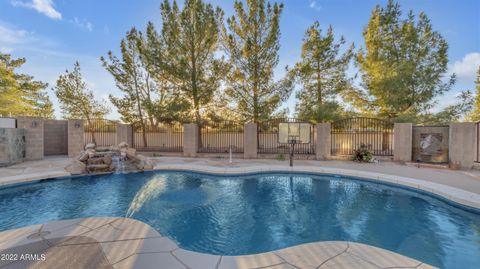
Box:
[0,217,438,269]
[1,163,480,210]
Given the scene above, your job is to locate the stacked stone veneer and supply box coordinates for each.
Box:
[0,128,25,167]
[16,117,44,161]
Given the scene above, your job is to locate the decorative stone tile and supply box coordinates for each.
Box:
[41,224,91,242]
[318,252,379,269]
[172,249,220,269]
[0,225,41,245]
[218,252,284,269]
[101,239,142,264]
[263,263,297,269]
[77,217,119,230]
[40,218,84,233]
[82,221,157,242]
[113,253,186,269]
[417,262,438,269]
[136,237,178,253]
[275,241,348,269]
[347,242,421,268]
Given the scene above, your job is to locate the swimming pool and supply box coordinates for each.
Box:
[0,171,478,268]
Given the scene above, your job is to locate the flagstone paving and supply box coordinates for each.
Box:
[0,217,437,269]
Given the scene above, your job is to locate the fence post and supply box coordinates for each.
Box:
[16,117,44,161]
[244,122,258,159]
[393,123,413,162]
[68,119,84,157]
[183,123,199,157]
[117,124,133,147]
[316,123,331,160]
[449,122,475,169]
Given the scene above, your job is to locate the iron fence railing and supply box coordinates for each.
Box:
[257,118,316,155]
[84,119,118,147]
[132,123,183,152]
[199,121,244,153]
[331,117,394,156]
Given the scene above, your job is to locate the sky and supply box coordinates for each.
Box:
[0,0,479,120]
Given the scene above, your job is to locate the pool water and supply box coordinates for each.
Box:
[0,171,479,268]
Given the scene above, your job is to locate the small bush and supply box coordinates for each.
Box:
[275,154,285,161]
[352,144,373,162]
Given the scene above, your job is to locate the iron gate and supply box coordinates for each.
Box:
[331,118,394,156]
[84,119,118,147]
[199,121,244,153]
[257,118,316,155]
[133,123,183,152]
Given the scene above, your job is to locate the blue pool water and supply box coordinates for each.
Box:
[0,171,479,268]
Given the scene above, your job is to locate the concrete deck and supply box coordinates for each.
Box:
[0,217,437,269]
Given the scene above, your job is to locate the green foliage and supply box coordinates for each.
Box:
[352,144,373,162]
[221,0,294,121]
[294,22,354,123]
[159,0,225,125]
[54,62,110,120]
[467,67,480,121]
[348,0,454,119]
[275,153,285,161]
[0,53,53,118]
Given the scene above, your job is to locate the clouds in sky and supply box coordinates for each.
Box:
[11,0,62,20]
[71,18,93,32]
[309,0,322,11]
[451,52,480,79]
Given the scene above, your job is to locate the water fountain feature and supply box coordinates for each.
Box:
[65,142,154,175]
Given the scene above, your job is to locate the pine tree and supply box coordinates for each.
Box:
[347,0,455,119]
[54,62,109,143]
[294,22,354,122]
[101,28,153,147]
[221,0,293,122]
[160,0,224,128]
[0,53,53,118]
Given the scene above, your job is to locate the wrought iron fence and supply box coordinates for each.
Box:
[199,121,244,153]
[331,117,394,156]
[132,123,183,152]
[84,119,118,147]
[257,118,316,155]
[476,121,480,163]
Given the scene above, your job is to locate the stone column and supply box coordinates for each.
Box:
[316,123,331,160]
[16,117,44,161]
[244,122,258,159]
[183,123,199,157]
[68,119,84,158]
[393,123,413,162]
[117,124,133,147]
[449,122,475,169]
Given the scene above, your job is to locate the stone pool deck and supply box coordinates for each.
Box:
[0,156,479,268]
[0,217,436,269]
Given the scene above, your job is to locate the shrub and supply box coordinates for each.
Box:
[352,144,373,162]
[275,154,285,161]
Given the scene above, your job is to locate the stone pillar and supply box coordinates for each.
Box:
[393,123,413,162]
[244,122,258,159]
[117,124,133,147]
[316,123,331,160]
[16,117,44,161]
[449,122,475,169]
[68,119,84,158]
[183,123,199,157]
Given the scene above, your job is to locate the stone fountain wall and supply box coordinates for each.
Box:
[0,128,26,167]
[65,142,154,175]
